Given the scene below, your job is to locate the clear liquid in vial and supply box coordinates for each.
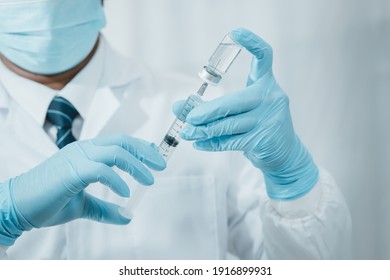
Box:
[207,41,241,75]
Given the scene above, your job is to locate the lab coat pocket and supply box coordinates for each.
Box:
[131,175,220,259]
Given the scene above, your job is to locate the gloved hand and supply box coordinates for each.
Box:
[175,28,318,201]
[0,134,166,246]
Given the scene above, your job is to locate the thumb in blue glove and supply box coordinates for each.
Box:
[174,28,318,201]
[0,134,166,246]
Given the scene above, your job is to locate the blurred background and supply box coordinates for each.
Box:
[102,0,390,259]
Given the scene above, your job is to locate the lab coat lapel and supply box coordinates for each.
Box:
[0,84,9,110]
[5,103,58,158]
[80,87,120,139]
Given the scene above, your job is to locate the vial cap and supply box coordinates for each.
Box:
[198,66,222,86]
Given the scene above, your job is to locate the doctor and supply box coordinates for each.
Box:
[0,0,351,259]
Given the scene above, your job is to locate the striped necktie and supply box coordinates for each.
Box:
[46,96,79,149]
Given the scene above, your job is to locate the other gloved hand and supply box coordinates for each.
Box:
[174,28,318,201]
[0,134,166,246]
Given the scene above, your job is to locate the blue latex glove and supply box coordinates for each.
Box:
[175,28,318,201]
[0,134,166,246]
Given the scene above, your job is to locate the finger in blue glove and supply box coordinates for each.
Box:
[0,134,166,246]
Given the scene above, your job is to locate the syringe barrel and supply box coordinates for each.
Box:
[158,94,203,161]
[199,33,242,85]
[120,94,203,219]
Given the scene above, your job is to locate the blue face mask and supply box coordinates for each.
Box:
[0,0,106,75]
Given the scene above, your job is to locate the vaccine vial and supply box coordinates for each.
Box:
[199,33,242,85]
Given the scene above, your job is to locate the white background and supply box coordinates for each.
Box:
[102,0,390,259]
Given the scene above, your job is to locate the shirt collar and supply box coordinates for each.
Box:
[0,37,104,126]
[0,60,55,125]
[58,39,104,120]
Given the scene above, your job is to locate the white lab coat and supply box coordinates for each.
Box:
[0,37,351,259]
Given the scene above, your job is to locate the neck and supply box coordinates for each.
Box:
[0,40,99,91]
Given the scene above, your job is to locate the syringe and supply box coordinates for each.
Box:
[120,32,242,219]
[158,82,208,160]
